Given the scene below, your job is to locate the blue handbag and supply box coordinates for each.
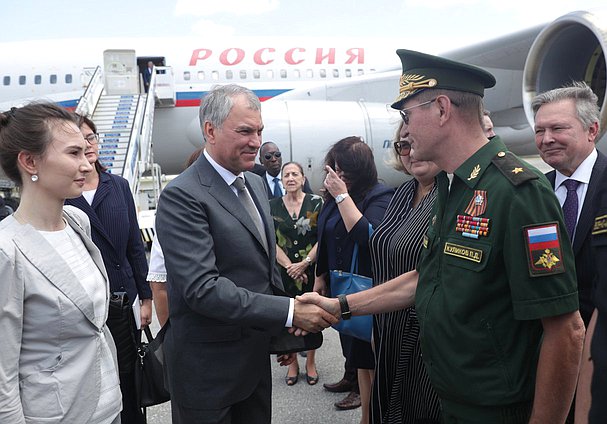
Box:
[329,242,373,342]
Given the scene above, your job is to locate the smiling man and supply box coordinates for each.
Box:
[532,81,605,328]
[155,84,336,424]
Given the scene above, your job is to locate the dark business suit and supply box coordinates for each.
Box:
[65,171,150,424]
[546,150,607,326]
[155,154,291,423]
[142,67,153,92]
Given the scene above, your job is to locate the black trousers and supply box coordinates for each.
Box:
[171,370,272,424]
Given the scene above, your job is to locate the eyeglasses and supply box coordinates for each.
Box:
[399,97,460,125]
[84,133,99,144]
[399,98,437,125]
[263,151,282,160]
[394,141,411,156]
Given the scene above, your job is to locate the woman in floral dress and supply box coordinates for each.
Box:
[270,161,323,386]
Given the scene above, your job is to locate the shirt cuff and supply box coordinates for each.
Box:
[285,298,294,327]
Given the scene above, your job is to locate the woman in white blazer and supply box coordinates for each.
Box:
[0,103,122,424]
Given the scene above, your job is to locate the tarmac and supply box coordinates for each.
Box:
[144,314,362,424]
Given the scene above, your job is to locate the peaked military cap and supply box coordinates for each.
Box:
[391,49,496,109]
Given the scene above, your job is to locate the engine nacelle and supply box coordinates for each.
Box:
[523,10,607,139]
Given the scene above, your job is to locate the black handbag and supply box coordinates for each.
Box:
[329,243,373,342]
[135,323,171,408]
[107,292,138,374]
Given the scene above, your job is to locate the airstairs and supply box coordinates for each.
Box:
[76,50,171,245]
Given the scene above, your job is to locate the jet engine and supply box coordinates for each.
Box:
[523,10,607,139]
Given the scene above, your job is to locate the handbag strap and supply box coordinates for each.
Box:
[349,224,374,275]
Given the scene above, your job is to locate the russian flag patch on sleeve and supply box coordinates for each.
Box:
[523,222,566,276]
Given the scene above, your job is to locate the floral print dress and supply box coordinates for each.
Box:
[270,193,323,296]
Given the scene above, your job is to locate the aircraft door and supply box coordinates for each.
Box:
[103,49,139,95]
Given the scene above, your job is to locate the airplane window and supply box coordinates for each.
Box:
[358,69,364,76]
[3,76,10,86]
[320,69,326,78]
[294,69,301,78]
[50,75,57,84]
[306,69,313,78]
[333,69,339,78]
[184,71,191,81]
[226,70,233,79]
[65,74,72,84]
[253,70,260,79]
[240,70,247,79]
[267,70,274,79]
[346,69,352,78]
[212,70,219,81]
[19,76,26,85]
[280,69,287,79]
[35,75,41,84]
[197,71,205,80]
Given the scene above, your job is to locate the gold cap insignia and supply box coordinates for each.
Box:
[397,74,438,100]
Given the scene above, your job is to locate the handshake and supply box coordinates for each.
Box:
[290,292,342,336]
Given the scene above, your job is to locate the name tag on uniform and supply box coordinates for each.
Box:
[592,214,607,235]
[422,234,429,249]
[443,242,483,263]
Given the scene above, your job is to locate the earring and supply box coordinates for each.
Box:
[31,174,38,182]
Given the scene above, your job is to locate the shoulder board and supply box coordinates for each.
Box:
[491,151,538,186]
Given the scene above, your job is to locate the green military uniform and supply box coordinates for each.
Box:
[416,137,579,422]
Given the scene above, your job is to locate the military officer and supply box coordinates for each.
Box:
[297,49,585,424]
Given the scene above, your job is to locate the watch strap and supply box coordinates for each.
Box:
[337,294,352,320]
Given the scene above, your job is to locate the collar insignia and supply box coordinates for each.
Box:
[467,164,481,181]
[512,167,523,174]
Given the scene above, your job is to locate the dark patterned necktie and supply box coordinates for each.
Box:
[562,179,580,239]
[273,177,282,198]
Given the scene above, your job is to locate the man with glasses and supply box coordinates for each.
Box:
[253,141,312,199]
[393,49,584,423]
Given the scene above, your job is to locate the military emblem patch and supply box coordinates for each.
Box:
[524,223,565,276]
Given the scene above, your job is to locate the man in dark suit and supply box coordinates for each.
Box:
[252,141,313,198]
[155,84,337,424]
[142,61,153,93]
[532,81,605,328]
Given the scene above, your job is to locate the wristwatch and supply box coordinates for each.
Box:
[335,193,350,204]
[337,294,352,320]
[304,256,312,264]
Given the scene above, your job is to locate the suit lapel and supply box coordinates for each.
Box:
[13,222,102,327]
[197,156,270,256]
[574,152,607,253]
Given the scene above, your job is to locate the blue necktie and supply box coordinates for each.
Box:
[562,179,580,239]
[273,177,282,198]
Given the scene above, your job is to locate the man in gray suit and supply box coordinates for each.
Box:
[155,84,337,424]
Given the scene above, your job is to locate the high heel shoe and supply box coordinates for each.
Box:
[285,365,299,386]
[305,360,319,385]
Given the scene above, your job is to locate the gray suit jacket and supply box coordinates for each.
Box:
[0,206,119,424]
[156,154,290,410]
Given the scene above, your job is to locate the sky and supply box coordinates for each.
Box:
[1,0,605,55]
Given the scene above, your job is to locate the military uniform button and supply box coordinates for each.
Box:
[293,240,298,245]
[497,151,505,157]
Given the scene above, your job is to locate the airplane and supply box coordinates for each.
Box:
[0,9,606,194]
[0,36,395,178]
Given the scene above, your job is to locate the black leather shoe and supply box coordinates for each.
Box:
[323,377,354,393]
[334,391,361,410]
